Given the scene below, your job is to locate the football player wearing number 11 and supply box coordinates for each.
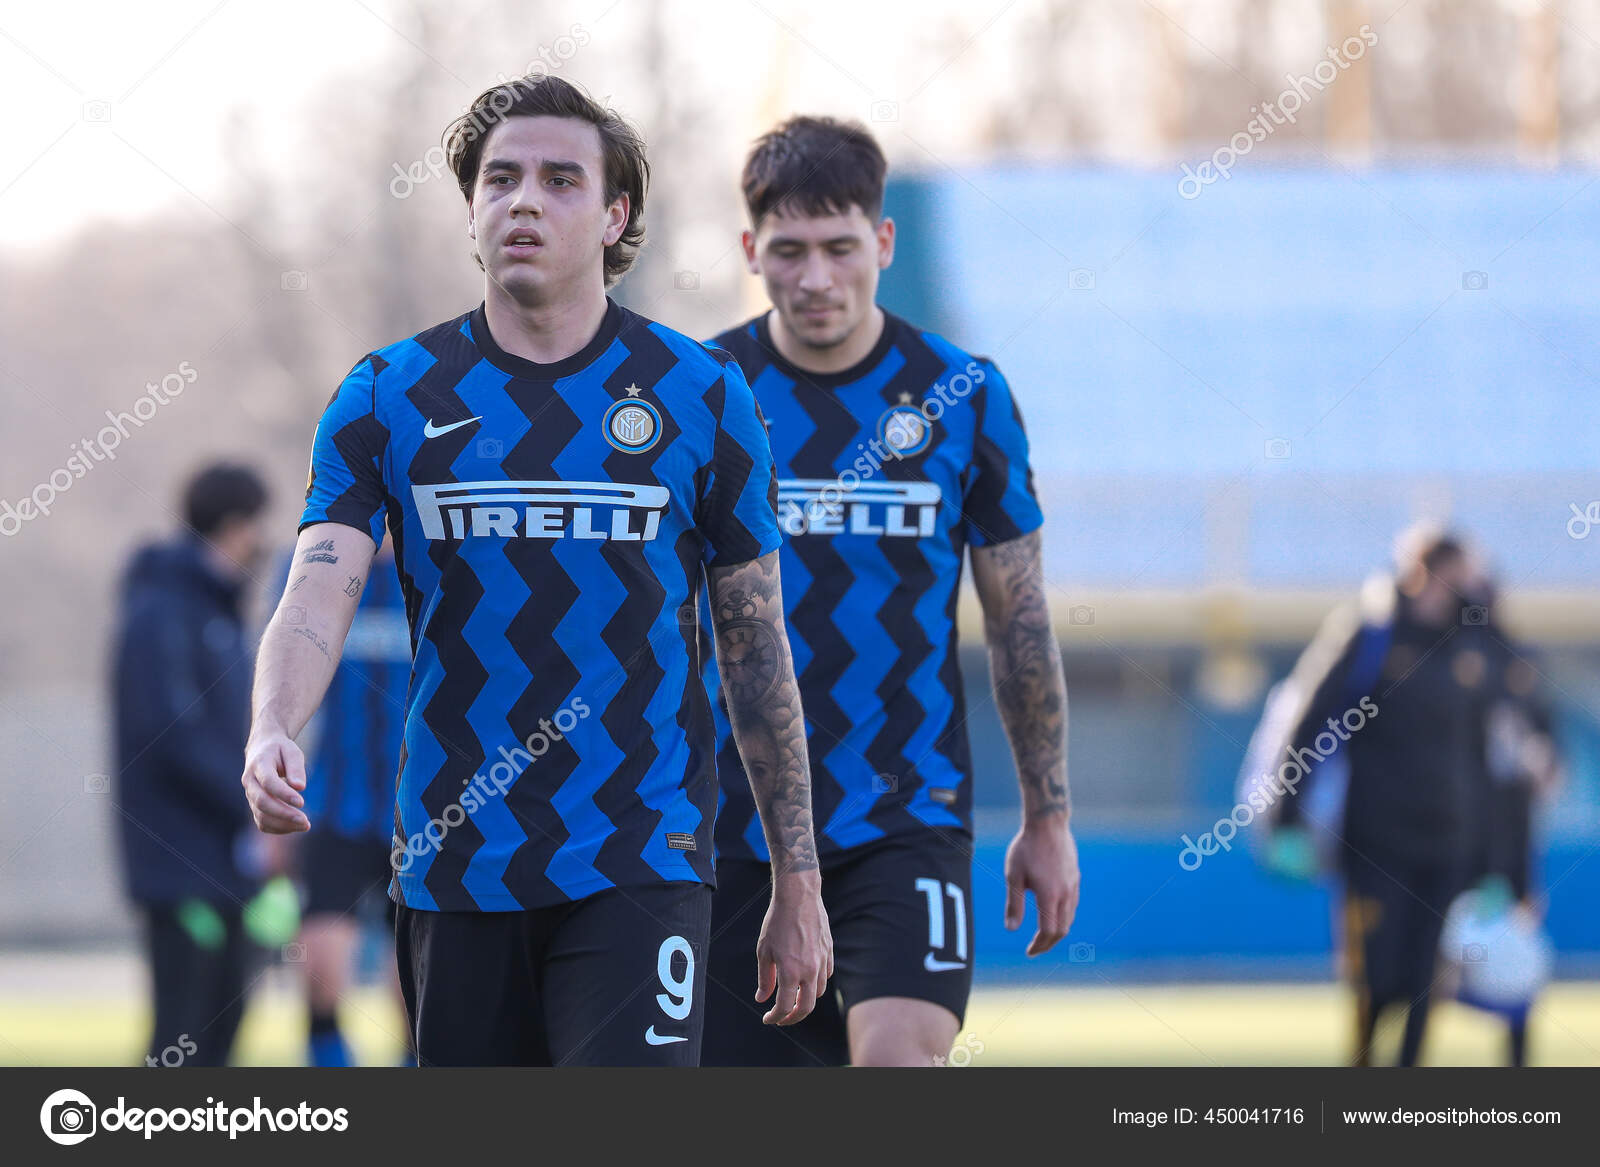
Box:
[701,118,1082,1066]
[240,76,831,1066]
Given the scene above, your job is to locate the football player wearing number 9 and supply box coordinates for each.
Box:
[239,77,831,1066]
[701,118,1081,1066]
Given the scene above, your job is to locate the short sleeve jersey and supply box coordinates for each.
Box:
[705,310,1042,862]
[301,299,780,910]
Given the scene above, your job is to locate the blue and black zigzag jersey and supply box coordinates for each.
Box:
[300,298,780,910]
[300,551,410,844]
[706,310,1042,863]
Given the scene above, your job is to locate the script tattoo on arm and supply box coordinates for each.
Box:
[299,538,338,566]
[708,552,818,874]
[343,576,362,598]
[972,530,1071,820]
[286,623,333,660]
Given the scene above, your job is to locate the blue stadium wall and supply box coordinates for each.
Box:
[876,167,1600,979]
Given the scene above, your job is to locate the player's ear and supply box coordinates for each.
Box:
[466,210,476,240]
[876,217,896,270]
[603,192,629,247]
[741,228,759,273]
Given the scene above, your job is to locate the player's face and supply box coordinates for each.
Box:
[745,205,894,351]
[466,116,628,305]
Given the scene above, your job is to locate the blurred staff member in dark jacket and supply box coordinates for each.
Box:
[112,463,270,1067]
[1264,524,1486,1066]
[1449,570,1562,1066]
[1469,575,1561,906]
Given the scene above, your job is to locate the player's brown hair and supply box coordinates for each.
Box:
[444,75,648,285]
[741,116,887,228]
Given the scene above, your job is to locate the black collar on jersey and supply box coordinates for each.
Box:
[469,296,623,381]
[753,305,901,390]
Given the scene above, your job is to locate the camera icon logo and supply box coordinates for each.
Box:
[1264,437,1291,460]
[870,773,898,794]
[40,1089,97,1145]
[1068,604,1095,626]
[280,270,308,292]
[81,100,112,123]
[1461,605,1488,627]
[1461,271,1488,291]
[283,942,307,962]
[83,773,109,795]
[869,100,899,122]
[477,437,504,460]
[284,605,306,626]
[1068,268,1095,291]
[1068,942,1095,963]
[1462,942,1488,963]
[673,270,700,290]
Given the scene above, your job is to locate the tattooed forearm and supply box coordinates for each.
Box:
[709,552,819,874]
[973,531,1071,820]
[288,574,308,592]
[285,623,334,660]
[343,576,362,598]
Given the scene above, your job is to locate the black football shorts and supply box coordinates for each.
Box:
[396,880,712,1066]
[701,829,974,1067]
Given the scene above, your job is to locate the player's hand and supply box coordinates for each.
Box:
[241,731,310,834]
[1004,812,1080,957]
[755,868,832,1025]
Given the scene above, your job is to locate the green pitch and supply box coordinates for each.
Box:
[4,981,1598,1066]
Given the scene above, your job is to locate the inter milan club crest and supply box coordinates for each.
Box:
[603,384,662,453]
[876,393,933,458]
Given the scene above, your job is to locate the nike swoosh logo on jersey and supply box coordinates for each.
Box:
[422,416,482,438]
[644,1026,688,1045]
[924,953,967,973]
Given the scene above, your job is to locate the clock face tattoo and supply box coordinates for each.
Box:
[718,589,759,622]
[720,621,780,706]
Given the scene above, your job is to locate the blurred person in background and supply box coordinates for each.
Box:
[279,535,413,1066]
[1262,524,1485,1066]
[111,462,271,1067]
[1443,567,1562,1066]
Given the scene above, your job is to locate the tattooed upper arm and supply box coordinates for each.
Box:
[708,553,785,714]
[272,523,379,657]
[971,530,1046,631]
